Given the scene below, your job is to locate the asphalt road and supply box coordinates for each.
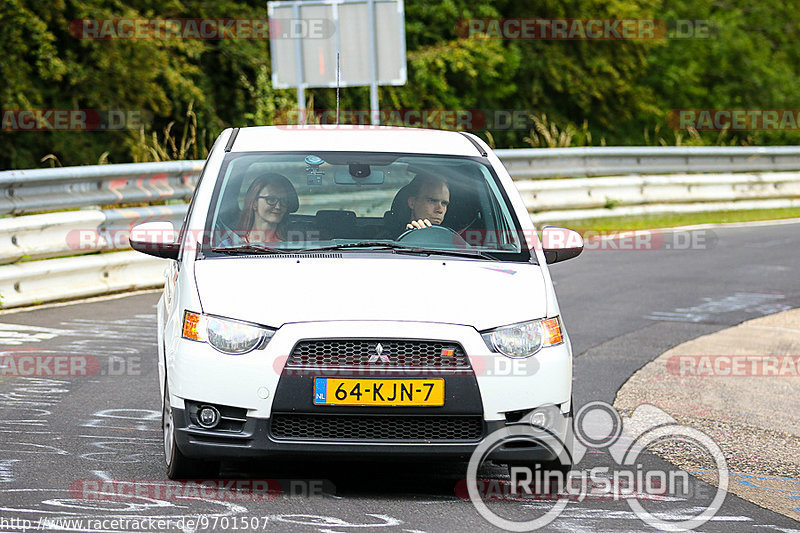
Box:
[0,221,798,532]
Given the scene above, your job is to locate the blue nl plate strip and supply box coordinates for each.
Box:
[314,378,327,405]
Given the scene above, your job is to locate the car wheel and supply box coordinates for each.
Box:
[162,381,219,480]
[547,402,575,476]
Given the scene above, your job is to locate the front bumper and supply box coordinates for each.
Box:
[167,320,572,464]
[173,408,566,464]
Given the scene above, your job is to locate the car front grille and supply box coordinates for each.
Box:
[270,414,484,441]
[288,339,470,368]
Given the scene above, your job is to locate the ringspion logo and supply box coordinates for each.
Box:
[462,402,728,530]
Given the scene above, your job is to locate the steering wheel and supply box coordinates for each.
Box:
[396,225,469,247]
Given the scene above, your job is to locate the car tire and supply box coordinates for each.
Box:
[548,402,575,475]
[162,381,219,480]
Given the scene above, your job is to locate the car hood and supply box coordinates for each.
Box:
[194,255,548,330]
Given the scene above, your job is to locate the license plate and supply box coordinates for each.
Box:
[313,378,444,406]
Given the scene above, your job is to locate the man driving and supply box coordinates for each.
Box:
[406,174,450,230]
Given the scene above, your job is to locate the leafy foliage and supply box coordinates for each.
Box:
[1,0,798,169]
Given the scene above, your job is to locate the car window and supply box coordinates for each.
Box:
[204,152,530,261]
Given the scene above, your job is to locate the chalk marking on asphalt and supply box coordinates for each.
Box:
[0,420,46,426]
[79,435,159,441]
[547,519,644,533]
[0,442,70,455]
[522,504,753,522]
[0,429,55,434]
[0,459,19,482]
[82,409,160,432]
[645,292,789,322]
[270,513,402,528]
[0,323,73,345]
[0,488,248,533]
[91,470,113,481]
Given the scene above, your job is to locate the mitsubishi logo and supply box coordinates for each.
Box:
[368,343,390,363]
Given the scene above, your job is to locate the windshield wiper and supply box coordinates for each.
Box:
[294,241,497,260]
[412,248,497,260]
[210,244,285,255]
[293,241,411,252]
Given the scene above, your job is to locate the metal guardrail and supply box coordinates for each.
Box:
[494,146,800,179]
[520,172,800,222]
[0,205,188,265]
[1,147,799,309]
[0,160,203,215]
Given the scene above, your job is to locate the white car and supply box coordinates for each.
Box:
[130,126,583,479]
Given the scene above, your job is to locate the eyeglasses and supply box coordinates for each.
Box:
[258,195,290,207]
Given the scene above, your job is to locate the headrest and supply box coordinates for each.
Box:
[386,182,415,224]
[316,210,357,225]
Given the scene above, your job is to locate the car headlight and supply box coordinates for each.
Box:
[182,311,274,355]
[481,317,564,358]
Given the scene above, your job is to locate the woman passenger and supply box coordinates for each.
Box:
[222,173,299,244]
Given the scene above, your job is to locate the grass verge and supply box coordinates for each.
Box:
[545,207,800,233]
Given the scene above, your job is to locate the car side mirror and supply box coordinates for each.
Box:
[130,221,180,260]
[541,226,583,264]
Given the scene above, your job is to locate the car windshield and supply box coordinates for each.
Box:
[203,151,531,262]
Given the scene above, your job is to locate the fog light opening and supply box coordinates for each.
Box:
[198,405,220,428]
[530,411,548,429]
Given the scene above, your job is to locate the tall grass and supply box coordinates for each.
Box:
[524,114,600,148]
[127,102,213,162]
[525,114,753,148]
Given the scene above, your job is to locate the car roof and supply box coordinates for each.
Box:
[230,125,483,156]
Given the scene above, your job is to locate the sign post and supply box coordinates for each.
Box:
[268,0,407,125]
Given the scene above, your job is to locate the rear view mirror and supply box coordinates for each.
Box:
[541,226,583,264]
[130,221,179,260]
[334,166,385,184]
